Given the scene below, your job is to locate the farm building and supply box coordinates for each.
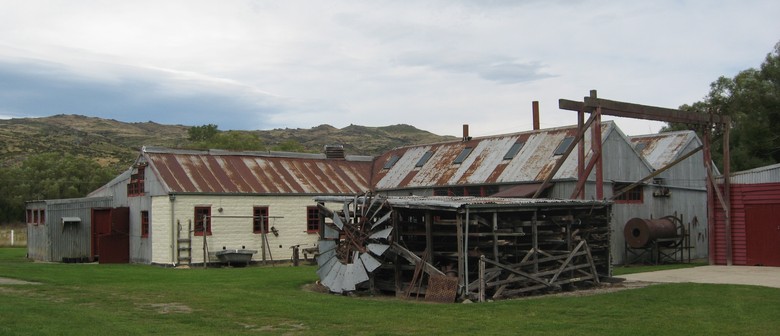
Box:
[371,122,709,264]
[25,197,116,262]
[713,163,780,266]
[86,146,373,266]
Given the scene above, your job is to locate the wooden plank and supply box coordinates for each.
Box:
[388,243,445,277]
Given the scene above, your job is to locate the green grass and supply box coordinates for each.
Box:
[1,247,779,335]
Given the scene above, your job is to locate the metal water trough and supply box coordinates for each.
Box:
[215,248,257,266]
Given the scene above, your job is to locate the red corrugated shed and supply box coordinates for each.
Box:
[714,182,780,266]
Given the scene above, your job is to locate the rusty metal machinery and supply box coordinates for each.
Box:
[315,194,394,293]
[623,217,678,249]
[623,215,691,265]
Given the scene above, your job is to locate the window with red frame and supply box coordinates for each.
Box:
[141,211,149,238]
[26,209,33,224]
[306,206,320,233]
[194,206,211,236]
[613,183,643,203]
[127,164,146,196]
[253,206,269,233]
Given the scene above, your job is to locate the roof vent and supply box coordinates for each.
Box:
[324,145,345,159]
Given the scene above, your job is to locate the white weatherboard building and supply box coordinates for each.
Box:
[87,146,373,265]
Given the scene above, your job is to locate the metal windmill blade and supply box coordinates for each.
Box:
[315,194,393,293]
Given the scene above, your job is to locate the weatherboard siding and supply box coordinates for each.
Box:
[150,195,320,265]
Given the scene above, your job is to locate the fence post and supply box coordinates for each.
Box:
[10,230,14,246]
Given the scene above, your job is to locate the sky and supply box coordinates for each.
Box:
[0,1,778,138]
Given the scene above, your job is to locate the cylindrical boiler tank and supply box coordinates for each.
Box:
[623,217,678,249]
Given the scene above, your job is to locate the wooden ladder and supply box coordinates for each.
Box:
[177,220,192,266]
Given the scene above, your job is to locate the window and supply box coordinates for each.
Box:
[613,183,643,203]
[253,207,269,234]
[383,155,400,169]
[26,209,33,224]
[307,206,320,233]
[415,151,434,168]
[40,210,45,224]
[634,142,647,152]
[141,211,149,238]
[194,206,211,236]
[503,141,525,160]
[453,147,473,164]
[554,136,575,155]
[127,164,146,197]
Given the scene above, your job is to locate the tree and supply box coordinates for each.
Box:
[0,153,116,223]
[188,124,219,142]
[664,42,780,171]
[186,124,265,151]
[271,140,308,152]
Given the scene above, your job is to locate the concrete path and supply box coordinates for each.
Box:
[620,266,780,289]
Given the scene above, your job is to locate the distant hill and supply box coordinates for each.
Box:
[0,114,454,172]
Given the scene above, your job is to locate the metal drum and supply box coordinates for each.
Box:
[623,217,678,249]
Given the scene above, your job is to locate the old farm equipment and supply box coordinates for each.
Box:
[623,214,692,265]
[314,194,398,293]
[314,195,612,302]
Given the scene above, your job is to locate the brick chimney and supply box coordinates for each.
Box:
[462,124,472,141]
[532,101,540,130]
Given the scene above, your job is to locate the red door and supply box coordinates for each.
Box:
[91,207,130,263]
[745,204,780,266]
[91,208,113,261]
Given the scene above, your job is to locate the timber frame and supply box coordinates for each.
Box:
[555,90,732,265]
[315,196,612,301]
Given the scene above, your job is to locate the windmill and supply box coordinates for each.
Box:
[315,193,393,293]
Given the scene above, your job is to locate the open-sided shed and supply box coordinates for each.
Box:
[313,195,612,301]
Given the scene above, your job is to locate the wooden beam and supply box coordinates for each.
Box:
[559,97,725,126]
[584,97,725,125]
[532,111,598,198]
[610,145,704,200]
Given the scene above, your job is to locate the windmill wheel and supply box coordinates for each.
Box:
[316,194,393,293]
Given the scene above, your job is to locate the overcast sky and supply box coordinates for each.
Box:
[0,1,778,137]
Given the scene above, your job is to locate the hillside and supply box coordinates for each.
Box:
[0,115,454,172]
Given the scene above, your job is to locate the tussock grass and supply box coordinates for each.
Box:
[1,248,778,335]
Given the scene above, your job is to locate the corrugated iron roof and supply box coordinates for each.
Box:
[143,147,374,194]
[372,122,615,190]
[628,131,697,169]
[314,195,611,210]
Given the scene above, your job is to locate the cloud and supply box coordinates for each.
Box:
[0,59,296,129]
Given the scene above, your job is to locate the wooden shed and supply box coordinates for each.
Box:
[714,164,780,266]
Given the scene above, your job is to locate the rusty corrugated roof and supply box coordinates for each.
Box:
[143,147,374,194]
[628,131,697,169]
[372,122,615,190]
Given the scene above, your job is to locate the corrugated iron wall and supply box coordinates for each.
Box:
[27,197,113,262]
[714,182,780,266]
[26,201,49,261]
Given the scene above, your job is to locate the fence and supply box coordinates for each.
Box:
[0,226,27,247]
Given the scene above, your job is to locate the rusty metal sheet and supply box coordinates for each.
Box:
[373,123,615,189]
[629,131,695,169]
[425,275,458,303]
[143,147,373,194]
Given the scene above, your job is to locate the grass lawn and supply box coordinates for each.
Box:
[1,248,779,335]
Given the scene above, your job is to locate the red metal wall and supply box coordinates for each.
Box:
[714,182,780,266]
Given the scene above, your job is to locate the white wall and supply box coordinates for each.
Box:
[151,194,321,265]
